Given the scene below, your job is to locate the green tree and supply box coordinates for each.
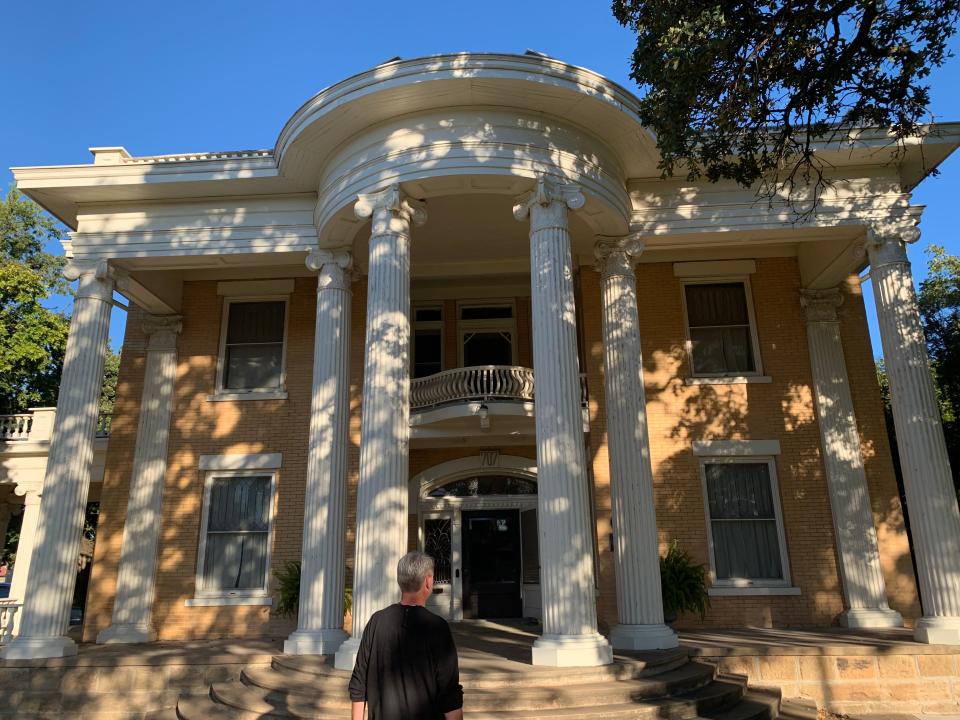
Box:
[918,245,960,488]
[612,0,960,204]
[99,349,121,416]
[0,188,71,413]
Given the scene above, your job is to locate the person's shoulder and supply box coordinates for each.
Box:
[415,606,451,630]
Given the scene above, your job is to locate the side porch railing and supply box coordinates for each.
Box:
[0,602,21,645]
[0,409,113,443]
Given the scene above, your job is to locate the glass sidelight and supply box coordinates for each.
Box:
[420,512,461,620]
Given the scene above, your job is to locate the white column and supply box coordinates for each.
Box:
[286,249,353,656]
[514,176,612,667]
[595,237,678,650]
[8,483,41,636]
[801,288,903,628]
[97,315,182,644]
[335,186,425,671]
[2,260,116,659]
[866,224,960,644]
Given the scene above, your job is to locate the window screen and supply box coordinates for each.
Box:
[200,475,272,592]
[685,283,755,375]
[704,462,784,581]
[223,301,285,390]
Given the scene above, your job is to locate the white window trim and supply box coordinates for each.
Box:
[457,299,518,368]
[213,294,290,398]
[412,304,445,378]
[698,455,796,593]
[681,276,764,379]
[191,468,277,603]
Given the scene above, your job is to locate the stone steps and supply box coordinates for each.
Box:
[176,653,789,720]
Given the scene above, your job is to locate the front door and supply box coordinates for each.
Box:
[421,513,459,620]
[461,509,522,618]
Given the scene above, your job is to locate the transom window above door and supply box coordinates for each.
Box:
[458,302,517,367]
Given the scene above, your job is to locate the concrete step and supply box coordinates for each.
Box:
[271,647,691,687]
[177,691,267,720]
[205,670,741,719]
[700,686,781,720]
[240,660,715,711]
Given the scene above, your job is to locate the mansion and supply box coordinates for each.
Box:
[1,52,960,668]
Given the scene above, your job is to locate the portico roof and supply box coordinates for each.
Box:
[11,51,960,230]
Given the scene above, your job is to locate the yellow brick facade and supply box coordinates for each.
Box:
[83,258,917,641]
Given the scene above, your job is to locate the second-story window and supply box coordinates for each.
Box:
[683,281,760,376]
[219,299,288,392]
[413,306,444,379]
[459,302,516,367]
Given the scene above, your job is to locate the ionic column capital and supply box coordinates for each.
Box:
[861,217,921,268]
[800,288,844,324]
[306,248,354,291]
[64,259,123,302]
[593,234,645,277]
[513,175,585,231]
[142,315,183,351]
[355,185,427,229]
[13,482,42,503]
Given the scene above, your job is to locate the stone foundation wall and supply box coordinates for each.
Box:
[706,650,960,714]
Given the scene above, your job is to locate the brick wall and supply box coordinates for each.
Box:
[83,258,917,641]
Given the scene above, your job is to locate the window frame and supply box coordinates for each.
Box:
[456,299,518,368]
[697,456,792,589]
[680,277,763,378]
[412,304,445,379]
[193,469,277,600]
[215,295,290,396]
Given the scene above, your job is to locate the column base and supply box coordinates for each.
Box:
[610,623,679,651]
[284,628,348,656]
[96,622,156,645]
[333,636,361,671]
[531,633,613,667]
[914,616,960,645]
[838,607,903,629]
[1,635,77,660]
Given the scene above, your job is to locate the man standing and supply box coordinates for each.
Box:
[349,551,464,720]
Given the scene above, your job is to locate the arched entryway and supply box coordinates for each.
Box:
[413,455,540,623]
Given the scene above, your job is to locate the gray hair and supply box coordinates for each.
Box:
[397,551,435,592]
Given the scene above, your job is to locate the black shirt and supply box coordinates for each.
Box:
[348,603,464,720]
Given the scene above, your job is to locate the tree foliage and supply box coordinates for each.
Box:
[918,245,960,484]
[0,189,70,413]
[612,0,960,203]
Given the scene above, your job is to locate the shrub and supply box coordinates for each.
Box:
[272,561,352,618]
[660,541,710,621]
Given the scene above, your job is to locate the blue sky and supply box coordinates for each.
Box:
[2,1,958,355]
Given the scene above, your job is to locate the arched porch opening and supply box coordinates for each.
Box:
[413,455,540,623]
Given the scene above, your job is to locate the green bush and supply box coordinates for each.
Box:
[660,541,710,621]
[272,561,352,618]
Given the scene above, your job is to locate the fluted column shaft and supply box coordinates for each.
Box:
[335,186,425,671]
[286,249,353,656]
[3,261,116,659]
[801,288,902,628]
[9,484,41,636]
[515,176,612,667]
[97,315,182,644]
[867,227,960,643]
[595,238,678,650]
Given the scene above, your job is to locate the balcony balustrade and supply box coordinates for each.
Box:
[0,410,112,443]
[410,365,587,411]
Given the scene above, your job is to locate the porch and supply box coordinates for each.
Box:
[1,625,957,718]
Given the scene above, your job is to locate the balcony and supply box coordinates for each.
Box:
[409,365,589,447]
[0,410,112,443]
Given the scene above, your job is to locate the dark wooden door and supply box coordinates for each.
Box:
[462,509,522,618]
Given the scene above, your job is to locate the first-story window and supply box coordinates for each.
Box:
[700,458,790,586]
[219,298,288,392]
[196,472,275,597]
